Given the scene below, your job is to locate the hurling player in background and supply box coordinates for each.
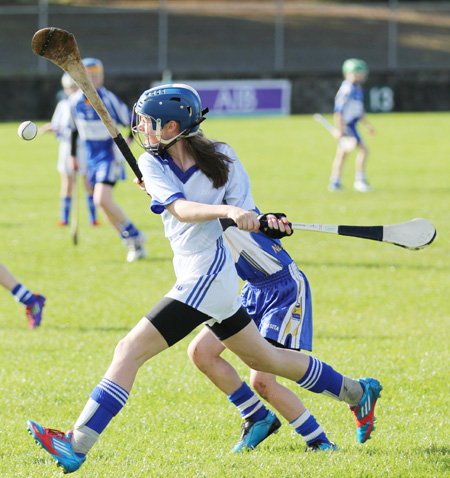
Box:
[68,58,146,262]
[40,73,97,227]
[188,217,339,452]
[328,58,375,193]
[0,263,45,329]
[27,84,381,474]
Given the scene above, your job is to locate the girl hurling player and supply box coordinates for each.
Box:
[27,84,381,474]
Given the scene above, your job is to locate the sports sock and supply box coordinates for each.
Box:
[120,220,140,239]
[329,175,341,185]
[355,172,366,182]
[60,197,71,224]
[86,194,96,224]
[227,381,267,422]
[11,284,36,306]
[290,410,330,446]
[71,377,129,455]
[296,357,345,401]
[339,376,364,405]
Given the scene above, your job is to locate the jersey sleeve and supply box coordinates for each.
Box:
[334,81,351,113]
[138,153,185,214]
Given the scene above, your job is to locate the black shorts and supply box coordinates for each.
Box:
[145,298,252,347]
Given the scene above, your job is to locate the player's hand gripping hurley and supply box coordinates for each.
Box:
[31,27,142,180]
[313,113,357,153]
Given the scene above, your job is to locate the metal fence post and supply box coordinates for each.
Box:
[388,0,398,69]
[275,0,284,72]
[159,0,168,74]
[37,0,49,73]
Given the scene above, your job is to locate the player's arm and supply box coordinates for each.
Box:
[166,198,260,232]
[333,112,344,138]
[360,114,375,135]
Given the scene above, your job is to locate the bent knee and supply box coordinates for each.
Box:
[187,342,209,369]
[250,377,270,400]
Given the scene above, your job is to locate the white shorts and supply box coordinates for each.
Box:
[57,141,87,176]
[165,236,241,324]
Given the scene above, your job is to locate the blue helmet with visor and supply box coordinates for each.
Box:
[132,84,208,154]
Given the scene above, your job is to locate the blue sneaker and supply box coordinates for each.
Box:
[328,181,343,192]
[27,420,86,473]
[25,295,45,329]
[306,440,339,452]
[232,410,281,452]
[349,377,382,443]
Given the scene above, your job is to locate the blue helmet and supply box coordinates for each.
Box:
[132,84,208,154]
[135,84,204,134]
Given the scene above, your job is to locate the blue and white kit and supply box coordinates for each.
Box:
[334,79,365,143]
[138,142,255,324]
[51,97,87,175]
[224,226,313,351]
[68,86,131,186]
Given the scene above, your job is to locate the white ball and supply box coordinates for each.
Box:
[18,121,38,141]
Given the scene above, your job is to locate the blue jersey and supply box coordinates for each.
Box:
[223,227,293,282]
[334,80,365,126]
[68,86,131,166]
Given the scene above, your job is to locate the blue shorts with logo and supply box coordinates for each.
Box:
[240,262,313,351]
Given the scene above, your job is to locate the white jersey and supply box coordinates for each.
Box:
[138,142,255,322]
[138,143,255,255]
[51,97,87,176]
[334,79,365,126]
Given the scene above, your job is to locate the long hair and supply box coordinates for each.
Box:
[185,131,232,189]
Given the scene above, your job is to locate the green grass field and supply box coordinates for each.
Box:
[1,113,449,477]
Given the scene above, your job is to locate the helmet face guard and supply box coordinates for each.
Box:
[132,84,208,154]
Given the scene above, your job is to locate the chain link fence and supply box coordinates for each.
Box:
[1,1,449,78]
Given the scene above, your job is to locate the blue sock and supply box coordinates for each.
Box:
[290,410,330,445]
[227,382,267,422]
[60,197,71,223]
[297,357,343,400]
[11,283,35,306]
[72,378,129,456]
[86,195,96,224]
[120,220,139,239]
[86,378,129,434]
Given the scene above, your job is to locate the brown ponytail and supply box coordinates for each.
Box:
[185,131,232,189]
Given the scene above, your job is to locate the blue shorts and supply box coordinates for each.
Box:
[241,262,313,351]
[345,122,362,144]
[87,158,126,187]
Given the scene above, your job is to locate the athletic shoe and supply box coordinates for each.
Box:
[58,220,68,226]
[328,182,343,192]
[124,233,147,263]
[91,219,100,226]
[27,420,86,473]
[232,410,281,452]
[25,295,46,329]
[306,440,339,452]
[349,377,382,443]
[353,180,373,192]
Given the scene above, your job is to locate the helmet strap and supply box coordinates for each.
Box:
[159,108,209,154]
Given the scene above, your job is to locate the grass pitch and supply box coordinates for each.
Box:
[1,112,449,477]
